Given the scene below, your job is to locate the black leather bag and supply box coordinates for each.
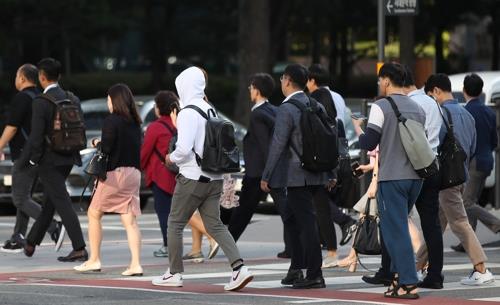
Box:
[438,107,467,190]
[352,198,381,255]
[84,145,108,181]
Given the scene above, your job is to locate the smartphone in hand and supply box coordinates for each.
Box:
[351,161,364,178]
[351,113,367,121]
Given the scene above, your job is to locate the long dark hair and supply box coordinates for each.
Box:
[107,83,142,125]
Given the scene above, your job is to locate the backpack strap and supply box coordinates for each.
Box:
[385,96,408,123]
[182,105,217,119]
[153,121,177,164]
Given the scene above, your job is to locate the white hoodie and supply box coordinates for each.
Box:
[170,67,223,181]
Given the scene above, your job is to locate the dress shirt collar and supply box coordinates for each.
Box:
[43,83,59,94]
[283,90,302,103]
[251,100,268,111]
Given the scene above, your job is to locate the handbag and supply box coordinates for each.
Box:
[84,145,108,181]
[437,106,467,190]
[386,96,439,178]
[352,198,381,255]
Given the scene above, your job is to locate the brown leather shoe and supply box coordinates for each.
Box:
[57,249,88,262]
[24,243,35,257]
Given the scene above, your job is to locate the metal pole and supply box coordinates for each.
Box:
[378,0,385,63]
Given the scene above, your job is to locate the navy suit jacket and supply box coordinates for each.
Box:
[243,102,277,178]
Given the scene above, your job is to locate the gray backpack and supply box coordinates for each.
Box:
[386,96,438,178]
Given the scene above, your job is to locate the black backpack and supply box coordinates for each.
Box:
[286,98,339,172]
[183,105,240,174]
[40,92,87,154]
[438,106,467,190]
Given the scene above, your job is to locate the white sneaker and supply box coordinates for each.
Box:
[461,269,494,286]
[322,256,338,268]
[152,269,183,287]
[224,266,253,291]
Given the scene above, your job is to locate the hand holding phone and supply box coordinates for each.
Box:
[351,161,364,178]
[351,113,367,121]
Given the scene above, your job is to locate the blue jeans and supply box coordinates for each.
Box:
[152,183,172,247]
[377,179,422,285]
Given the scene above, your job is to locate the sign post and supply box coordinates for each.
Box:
[384,0,419,16]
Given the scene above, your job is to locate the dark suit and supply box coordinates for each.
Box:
[25,85,86,251]
[228,102,279,241]
[262,91,328,280]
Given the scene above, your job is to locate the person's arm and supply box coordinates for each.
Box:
[261,105,294,189]
[140,123,159,170]
[367,151,379,198]
[100,116,117,155]
[0,126,18,150]
[169,109,198,164]
[28,99,49,165]
[353,103,383,151]
[253,111,273,162]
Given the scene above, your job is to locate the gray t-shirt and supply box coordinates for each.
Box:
[367,94,426,182]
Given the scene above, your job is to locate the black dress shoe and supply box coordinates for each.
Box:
[451,244,466,253]
[277,250,291,259]
[340,219,357,246]
[417,275,444,289]
[362,274,392,286]
[24,243,35,257]
[281,269,304,285]
[292,276,326,289]
[57,249,88,262]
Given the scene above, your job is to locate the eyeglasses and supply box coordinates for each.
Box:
[280,75,287,82]
[248,85,253,91]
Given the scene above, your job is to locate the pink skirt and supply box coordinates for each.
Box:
[90,167,141,216]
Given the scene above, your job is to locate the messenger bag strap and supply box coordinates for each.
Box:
[153,120,176,165]
[386,96,407,123]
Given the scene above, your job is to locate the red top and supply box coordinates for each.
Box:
[140,116,176,194]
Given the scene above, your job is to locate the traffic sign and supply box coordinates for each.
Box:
[384,0,419,16]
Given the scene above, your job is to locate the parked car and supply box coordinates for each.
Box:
[449,71,500,205]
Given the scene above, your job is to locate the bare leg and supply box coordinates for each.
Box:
[87,208,104,264]
[120,211,142,271]
[188,212,215,253]
[408,217,424,254]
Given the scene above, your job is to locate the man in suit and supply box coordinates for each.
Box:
[23,58,88,262]
[261,64,330,289]
[0,64,64,253]
[228,73,279,241]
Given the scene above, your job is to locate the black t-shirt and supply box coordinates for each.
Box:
[7,86,41,160]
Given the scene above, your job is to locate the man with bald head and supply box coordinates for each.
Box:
[0,64,64,253]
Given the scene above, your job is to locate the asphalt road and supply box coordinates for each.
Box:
[1,210,500,305]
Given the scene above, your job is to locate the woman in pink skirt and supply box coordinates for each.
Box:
[74,84,143,276]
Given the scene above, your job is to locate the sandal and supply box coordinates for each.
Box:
[385,284,420,299]
[383,275,399,297]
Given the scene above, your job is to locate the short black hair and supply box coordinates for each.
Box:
[402,65,415,87]
[308,64,330,87]
[425,73,451,93]
[37,58,62,81]
[378,62,406,87]
[155,90,180,116]
[19,64,38,84]
[284,63,308,89]
[463,73,483,97]
[249,73,275,98]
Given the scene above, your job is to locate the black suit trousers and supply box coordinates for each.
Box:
[283,186,323,280]
[228,175,265,241]
[27,164,86,250]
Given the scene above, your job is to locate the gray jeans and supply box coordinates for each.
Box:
[11,161,56,238]
[463,160,500,233]
[167,175,242,274]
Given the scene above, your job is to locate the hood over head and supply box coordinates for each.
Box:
[175,67,206,107]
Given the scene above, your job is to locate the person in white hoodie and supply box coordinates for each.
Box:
[151,67,253,291]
